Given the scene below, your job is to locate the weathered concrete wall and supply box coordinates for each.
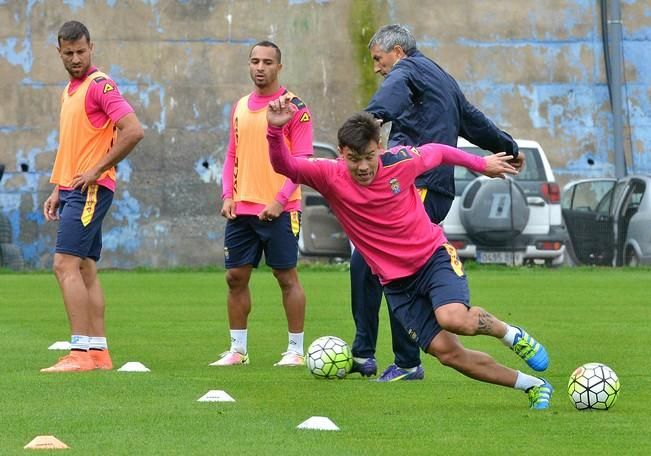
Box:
[1,0,649,268]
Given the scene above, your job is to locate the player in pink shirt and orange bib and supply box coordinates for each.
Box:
[41,21,144,373]
[213,41,313,368]
[267,98,553,410]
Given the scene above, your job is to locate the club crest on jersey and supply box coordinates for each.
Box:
[389,178,401,194]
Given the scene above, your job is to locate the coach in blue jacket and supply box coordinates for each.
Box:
[349,24,523,382]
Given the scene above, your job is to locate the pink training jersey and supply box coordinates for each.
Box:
[221,86,313,215]
[69,66,134,129]
[267,125,487,283]
[61,66,134,191]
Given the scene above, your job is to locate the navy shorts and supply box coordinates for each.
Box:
[224,211,301,269]
[383,244,469,351]
[56,185,114,261]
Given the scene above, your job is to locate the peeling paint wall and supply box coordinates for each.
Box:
[1,0,649,269]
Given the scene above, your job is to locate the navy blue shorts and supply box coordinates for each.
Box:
[224,211,301,269]
[56,185,114,261]
[383,244,469,351]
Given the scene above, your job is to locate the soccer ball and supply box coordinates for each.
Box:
[567,362,620,410]
[306,336,353,379]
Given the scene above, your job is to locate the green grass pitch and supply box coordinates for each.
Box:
[0,266,649,455]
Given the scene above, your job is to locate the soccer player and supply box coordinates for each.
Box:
[351,24,523,381]
[266,100,553,410]
[41,21,144,373]
[212,41,313,367]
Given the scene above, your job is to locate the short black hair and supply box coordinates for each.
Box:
[337,112,381,154]
[58,21,90,46]
[249,40,282,63]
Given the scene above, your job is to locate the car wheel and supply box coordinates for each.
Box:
[625,248,640,267]
[0,243,24,270]
[459,177,530,245]
[545,253,565,268]
[0,214,12,244]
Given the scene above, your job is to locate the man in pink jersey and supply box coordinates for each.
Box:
[212,41,313,367]
[41,21,144,373]
[266,97,553,410]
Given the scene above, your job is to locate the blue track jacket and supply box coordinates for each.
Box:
[365,50,518,199]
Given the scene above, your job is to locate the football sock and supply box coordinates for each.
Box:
[353,357,370,364]
[514,371,544,391]
[397,365,419,373]
[288,332,304,355]
[89,337,108,351]
[70,334,90,351]
[501,325,520,347]
[229,329,247,354]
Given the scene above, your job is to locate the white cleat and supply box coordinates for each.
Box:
[209,351,249,366]
[274,351,305,367]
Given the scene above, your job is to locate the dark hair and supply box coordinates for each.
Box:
[249,40,282,63]
[337,112,381,154]
[58,21,90,46]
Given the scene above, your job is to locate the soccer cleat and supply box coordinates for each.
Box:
[511,327,549,371]
[209,351,249,366]
[528,378,553,410]
[274,351,305,367]
[89,349,113,370]
[376,364,425,382]
[349,358,378,377]
[40,351,96,373]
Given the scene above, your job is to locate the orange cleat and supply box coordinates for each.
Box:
[41,351,95,373]
[89,349,113,370]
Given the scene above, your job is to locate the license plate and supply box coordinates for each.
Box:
[476,251,524,265]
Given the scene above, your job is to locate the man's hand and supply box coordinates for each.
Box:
[221,198,236,220]
[258,200,283,222]
[482,152,519,179]
[70,166,102,193]
[43,189,60,222]
[267,94,296,128]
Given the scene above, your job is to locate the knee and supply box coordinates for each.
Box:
[52,255,77,281]
[436,309,474,335]
[433,345,465,368]
[272,269,299,290]
[225,269,249,290]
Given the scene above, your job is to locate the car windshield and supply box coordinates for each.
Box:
[454,147,544,181]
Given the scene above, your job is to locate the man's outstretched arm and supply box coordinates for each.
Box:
[414,143,518,179]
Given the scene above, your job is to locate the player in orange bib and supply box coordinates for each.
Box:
[41,21,144,373]
[212,41,314,367]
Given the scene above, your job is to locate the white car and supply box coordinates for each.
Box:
[441,139,567,266]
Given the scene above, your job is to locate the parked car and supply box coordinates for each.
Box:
[0,162,25,270]
[441,138,567,266]
[561,174,651,266]
[298,142,350,259]
[298,139,568,267]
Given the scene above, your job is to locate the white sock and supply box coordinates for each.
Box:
[89,337,108,350]
[229,329,247,354]
[353,357,369,364]
[288,332,304,355]
[514,371,544,391]
[501,325,520,347]
[70,334,90,351]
